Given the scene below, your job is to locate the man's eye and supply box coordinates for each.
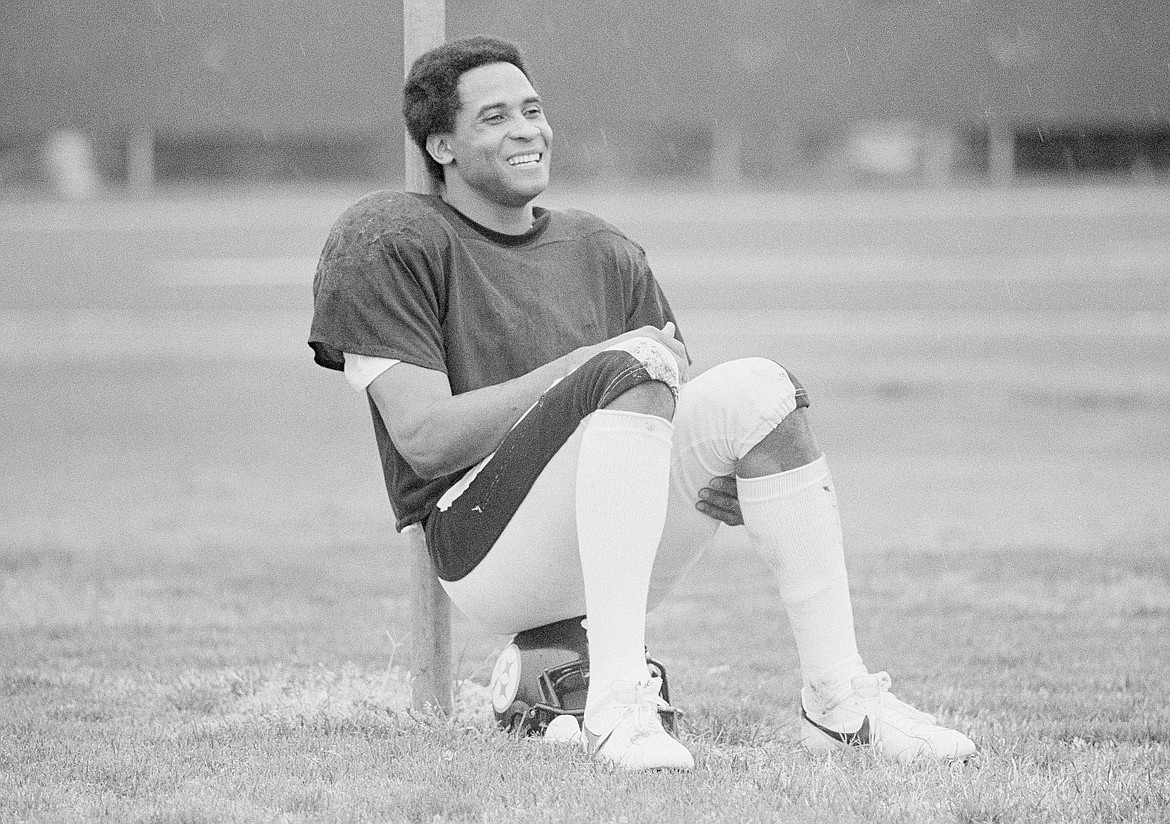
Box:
[524,106,543,117]
[484,114,505,124]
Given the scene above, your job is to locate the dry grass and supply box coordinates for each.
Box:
[2,471,1165,823]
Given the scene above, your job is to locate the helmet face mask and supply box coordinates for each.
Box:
[537,657,589,714]
[488,615,681,737]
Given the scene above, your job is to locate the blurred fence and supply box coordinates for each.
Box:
[5,122,1170,199]
[3,0,1168,195]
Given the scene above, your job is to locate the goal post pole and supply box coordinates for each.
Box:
[402,0,452,716]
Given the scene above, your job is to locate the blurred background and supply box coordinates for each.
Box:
[2,0,1169,740]
[3,0,1169,196]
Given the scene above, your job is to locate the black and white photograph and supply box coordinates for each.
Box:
[2,1,1168,821]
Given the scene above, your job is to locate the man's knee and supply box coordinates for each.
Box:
[674,357,811,461]
[739,406,821,476]
[684,357,808,417]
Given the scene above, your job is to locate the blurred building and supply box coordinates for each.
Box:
[2,0,1169,191]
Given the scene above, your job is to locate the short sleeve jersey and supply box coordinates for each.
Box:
[309,191,680,530]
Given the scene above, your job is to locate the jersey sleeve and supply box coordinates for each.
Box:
[623,243,688,357]
[309,198,448,374]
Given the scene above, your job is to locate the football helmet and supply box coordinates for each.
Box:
[488,615,680,737]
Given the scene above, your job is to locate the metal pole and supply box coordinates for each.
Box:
[402,0,452,716]
[407,525,452,714]
[404,0,446,196]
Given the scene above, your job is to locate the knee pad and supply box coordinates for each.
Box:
[677,357,809,459]
[687,357,807,412]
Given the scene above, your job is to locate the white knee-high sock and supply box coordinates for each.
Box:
[575,408,674,721]
[737,455,865,693]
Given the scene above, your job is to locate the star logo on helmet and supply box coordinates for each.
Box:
[489,644,522,713]
[493,659,515,702]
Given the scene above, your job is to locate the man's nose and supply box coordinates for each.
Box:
[511,118,542,141]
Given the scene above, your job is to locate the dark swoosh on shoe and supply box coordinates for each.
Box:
[801,706,872,746]
[585,726,615,757]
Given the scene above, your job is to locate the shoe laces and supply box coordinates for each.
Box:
[852,671,936,728]
[850,670,892,718]
[611,677,670,741]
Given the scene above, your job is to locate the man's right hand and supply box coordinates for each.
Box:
[597,322,689,383]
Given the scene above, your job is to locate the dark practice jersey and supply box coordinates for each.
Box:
[310,191,681,529]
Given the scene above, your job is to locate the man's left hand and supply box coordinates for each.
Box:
[696,475,742,527]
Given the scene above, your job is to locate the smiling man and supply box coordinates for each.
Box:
[309,36,976,771]
[423,58,551,227]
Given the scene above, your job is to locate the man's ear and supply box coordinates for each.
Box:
[426,134,455,167]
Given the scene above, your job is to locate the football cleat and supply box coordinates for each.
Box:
[583,677,695,771]
[799,671,976,763]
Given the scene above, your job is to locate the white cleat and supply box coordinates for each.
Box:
[583,677,695,771]
[800,671,977,764]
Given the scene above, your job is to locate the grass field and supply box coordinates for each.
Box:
[1,182,1168,822]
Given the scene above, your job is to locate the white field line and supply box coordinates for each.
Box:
[0,309,309,361]
[152,250,1170,286]
[0,198,350,235]
[4,308,1170,365]
[130,248,1170,287]
[154,256,319,285]
[685,308,1170,337]
[653,248,1170,282]
[7,185,1170,235]
[545,185,1170,223]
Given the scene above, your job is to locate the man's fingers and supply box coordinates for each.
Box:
[615,323,687,382]
[694,497,744,527]
[696,475,743,526]
[657,322,688,380]
[706,474,737,494]
[699,493,740,519]
[697,485,729,505]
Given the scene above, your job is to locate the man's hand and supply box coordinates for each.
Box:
[696,474,742,526]
[601,322,689,383]
[653,321,688,381]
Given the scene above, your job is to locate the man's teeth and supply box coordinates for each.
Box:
[507,153,542,166]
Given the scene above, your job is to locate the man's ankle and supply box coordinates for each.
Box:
[802,653,867,710]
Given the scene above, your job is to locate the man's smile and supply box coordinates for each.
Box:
[507,151,543,167]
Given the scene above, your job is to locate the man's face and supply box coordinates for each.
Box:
[439,62,553,208]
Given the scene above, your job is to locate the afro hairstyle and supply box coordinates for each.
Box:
[403,36,533,184]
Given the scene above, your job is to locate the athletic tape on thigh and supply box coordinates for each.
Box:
[603,337,681,398]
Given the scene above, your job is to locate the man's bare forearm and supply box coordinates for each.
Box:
[388,348,594,479]
[368,323,686,480]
